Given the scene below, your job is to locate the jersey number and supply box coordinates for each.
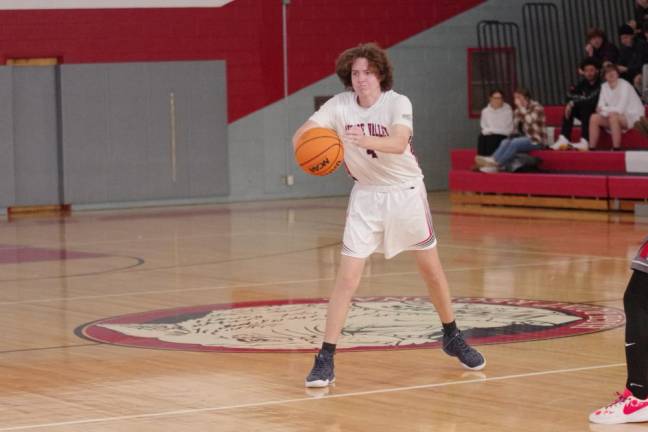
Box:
[366,149,378,159]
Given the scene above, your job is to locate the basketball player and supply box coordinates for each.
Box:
[292,43,486,388]
[589,238,648,424]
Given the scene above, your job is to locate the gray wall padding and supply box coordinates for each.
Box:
[61,61,228,204]
[12,66,60,206]
[0,68,14,207]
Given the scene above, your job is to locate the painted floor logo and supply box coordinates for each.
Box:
[76,297,625,353]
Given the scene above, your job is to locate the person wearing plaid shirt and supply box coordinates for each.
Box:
[475,87,546,172]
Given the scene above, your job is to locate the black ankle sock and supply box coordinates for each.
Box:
[442,321,458,335]
[321,342,336,354]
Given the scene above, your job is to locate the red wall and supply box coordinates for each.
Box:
[0,0,483,122]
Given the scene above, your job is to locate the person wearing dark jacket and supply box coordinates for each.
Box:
[553,57,602,150]
[618,23,647,88]
[585,28,619,65]
[635,0,648,34]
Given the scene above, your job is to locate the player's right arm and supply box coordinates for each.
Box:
[292,120,320,151]
[293,96,338,150]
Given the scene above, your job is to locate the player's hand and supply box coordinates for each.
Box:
[584,44,593,56]
[343,126,367,148]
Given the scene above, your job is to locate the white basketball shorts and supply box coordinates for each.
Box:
[341,179,437,260]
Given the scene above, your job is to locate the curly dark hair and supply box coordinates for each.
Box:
[335,42,394,91]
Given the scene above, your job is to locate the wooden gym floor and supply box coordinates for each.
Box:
[0,191,644,431]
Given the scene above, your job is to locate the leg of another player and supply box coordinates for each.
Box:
[305,254,366,387]
[590,270,648,424]
[414,247,486,370]
[589,270,648,424]
[624,271,648,400]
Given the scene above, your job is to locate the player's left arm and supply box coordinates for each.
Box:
[347,124,412,154]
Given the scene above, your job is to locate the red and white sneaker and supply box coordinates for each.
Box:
[589,389,648,424]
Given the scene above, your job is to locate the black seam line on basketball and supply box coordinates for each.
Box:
[316,152,342,176]
[0,342,99,355]
[0,255,145,283]
[313,145,341,176]
[299,143,341,168]
[294,133,338,153]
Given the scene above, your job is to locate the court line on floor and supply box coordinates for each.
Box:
[0,241,342,283]
[0,256,610,306]
[0,255,146,283]
[442,243,631,261]
[0,343,99,355]
[0,362,625,431]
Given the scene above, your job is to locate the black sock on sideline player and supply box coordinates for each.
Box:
[625,270,648,400]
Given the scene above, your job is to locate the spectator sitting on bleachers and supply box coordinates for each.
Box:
[632,13,648,42]
[590,64,645,150]
[585,28,619,65]
[634,0,648,35]
[553,57,602,151]
[477,89,514,156]
[617,23,646,90]
[474,88,546,173]
[635,20,648,42]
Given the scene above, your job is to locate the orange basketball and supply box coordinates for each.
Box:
[295,127,344,176]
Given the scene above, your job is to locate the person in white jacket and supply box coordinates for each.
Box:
[589,63,645,150]
[477,89,514,155]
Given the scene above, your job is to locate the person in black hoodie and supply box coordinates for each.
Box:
[585,28,619,65]
[618,23,647,89]
[553,57,602,150]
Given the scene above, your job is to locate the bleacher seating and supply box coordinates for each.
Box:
[544,106,648,150]
[449,147,648,211]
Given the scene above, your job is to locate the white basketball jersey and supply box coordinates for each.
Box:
[309,90,423,185]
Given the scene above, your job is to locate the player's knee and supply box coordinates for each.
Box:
[418,262,443,284]
[337,273,361,292]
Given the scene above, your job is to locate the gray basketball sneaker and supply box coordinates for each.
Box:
[305,350,335,387]
[443,330,486,370]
